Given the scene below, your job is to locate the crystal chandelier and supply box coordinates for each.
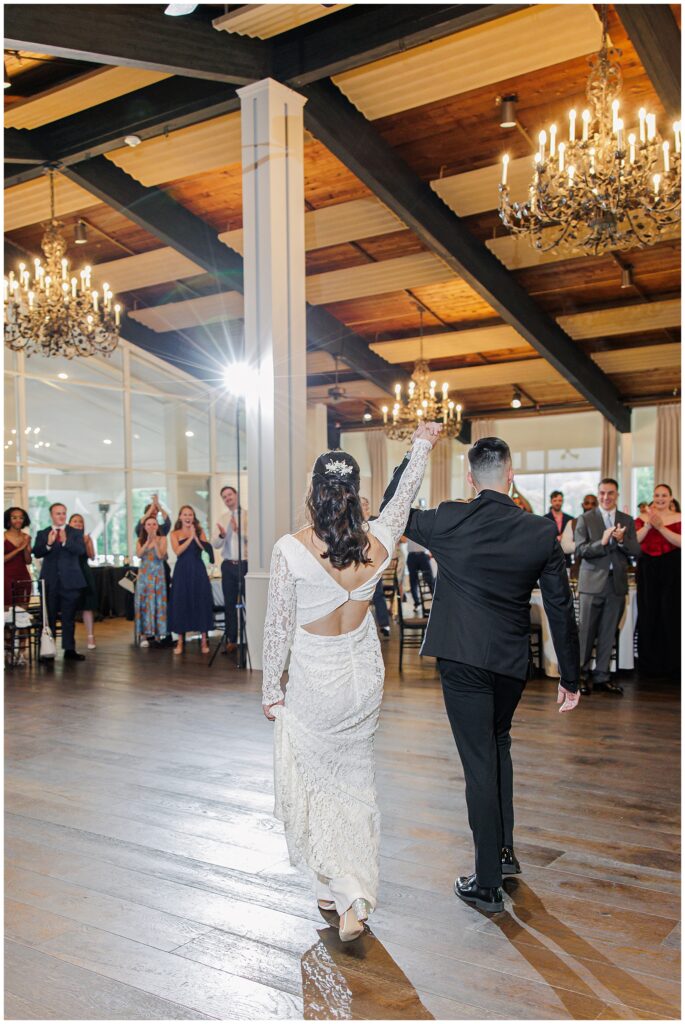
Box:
[4,169,122,358]
[498,6,681,255]
[381,307,462,441]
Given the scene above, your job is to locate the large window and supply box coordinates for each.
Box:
[4,342,222,560]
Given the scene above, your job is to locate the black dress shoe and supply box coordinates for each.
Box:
[602,681,624,694]
[579,684,591,695]
[501,846,521,875]
[454,874,504,913]
[63,649,85,661]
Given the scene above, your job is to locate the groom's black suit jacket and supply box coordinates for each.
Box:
[382,464,580,690]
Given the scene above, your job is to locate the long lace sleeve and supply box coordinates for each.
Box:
[373,438,432,550]
[261,543,297,707]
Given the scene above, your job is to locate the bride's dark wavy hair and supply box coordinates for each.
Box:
[306,451,371,570]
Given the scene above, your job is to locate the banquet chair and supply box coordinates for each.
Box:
[396,594,428,672]
[381,557,399,602]
[417,575,434,617]
[5,579,42,667]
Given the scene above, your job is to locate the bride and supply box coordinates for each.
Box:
[262,421,441,941]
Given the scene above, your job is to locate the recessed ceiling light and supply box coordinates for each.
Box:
[185,430,194,437]
[133,433,140,439]
[11,428,16,434]
[7,440,13,446]
[33,426,40,434]
[58,372,69,379]
[123,135,141,147]
[24,427,31,434]
[363,412,372,422]
[498,94,518,129]
[44,442,51,448]
[103,438,113,445]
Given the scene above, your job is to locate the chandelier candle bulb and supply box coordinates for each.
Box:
[647,114,656,141]
[538,129,546,161]
[654,174,661,197]
[92,291,98,312]
[617,119,623,151]
[442,382,448,399]
[663,141,670,173]
[382,405,388,424]
[568,164,575,184]
[558,142,565,173]
[612,99,619,133]
[628,133,636,164]
[550,124,557,157]
[71,277,77,299]
[114,304,121,326]
[569,108,576,142]
[28,291,34,309]
[589,148,596,174]
[582,109,590,142]
[501,153,509,185]
[639,108,646,143]
[61,258,68,281]
[394,383,401,400]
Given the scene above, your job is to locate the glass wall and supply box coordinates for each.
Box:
[3,341,231,560]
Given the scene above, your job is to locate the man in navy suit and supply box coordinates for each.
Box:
[33,502,87,660]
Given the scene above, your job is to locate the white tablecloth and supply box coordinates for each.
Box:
[530,586,637,677]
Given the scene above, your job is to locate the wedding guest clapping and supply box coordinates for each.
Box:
[135,515,168,647]
[68,514,98,651]
[4,507,32,607]
[33,503,86,660]
[168,505,214,655]
[635,483,681,679]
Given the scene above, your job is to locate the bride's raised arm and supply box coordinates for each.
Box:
[371,423,440,552]
[262,543,297,714]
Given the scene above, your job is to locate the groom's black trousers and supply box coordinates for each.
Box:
[438,658,526,888]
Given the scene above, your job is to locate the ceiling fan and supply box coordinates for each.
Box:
[327,356,347,402]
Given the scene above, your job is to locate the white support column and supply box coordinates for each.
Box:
[122,343,134,560]
[237,79,308,669]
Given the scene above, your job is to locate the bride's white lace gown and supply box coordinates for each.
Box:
[262,438,432,914]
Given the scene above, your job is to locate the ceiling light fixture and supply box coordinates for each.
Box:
[57,372,69,379]
[123,135,141,147]
[103,438,112,445]
[498,5,681,255]
[164,3,198,14]
[74,220,88,244]
[511,389,522,409]
[498,94,518,129]
[185,430,194,437]
[620,265,633,288]
[4,170,122,359]
[363,411,372,422]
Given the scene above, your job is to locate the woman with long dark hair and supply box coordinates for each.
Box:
[168,505,214,655]
[261,421,440,942]
[4,506,32,607]
[635,483,681,678]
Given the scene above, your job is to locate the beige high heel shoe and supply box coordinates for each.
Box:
[338,898,370,942]
[317,899,336,912]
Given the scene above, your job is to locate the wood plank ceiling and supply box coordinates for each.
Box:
[4,3,681,431]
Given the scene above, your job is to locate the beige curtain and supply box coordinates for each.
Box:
[464,418,496,496]
[430,438,452,506]
[601,419,618,480]
[365,429,388,516]
[655,403,681,499]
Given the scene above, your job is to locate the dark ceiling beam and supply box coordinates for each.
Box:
[59,157,244,291]
[273,3,528,85]
[5,128,46,165]
[57,158,405,394]
[307,306,410,392]
[4,4,269,84]
[615,5,681,118]
[300,80,631,432]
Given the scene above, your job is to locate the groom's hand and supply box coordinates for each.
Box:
[557,684,580,713]
[412,421,442,447]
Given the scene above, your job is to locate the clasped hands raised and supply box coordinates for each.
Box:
[601,523,626,546]
[412,420,443,447]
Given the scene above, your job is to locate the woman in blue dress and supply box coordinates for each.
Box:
[168,505,214,655]
[135,514,168,646]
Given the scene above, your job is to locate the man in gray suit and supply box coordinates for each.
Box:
[574,477,641,695]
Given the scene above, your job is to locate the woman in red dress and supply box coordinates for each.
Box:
[4,506,32,607]
[635,484,681,679]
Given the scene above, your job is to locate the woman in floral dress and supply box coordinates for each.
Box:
[135,514,168,646]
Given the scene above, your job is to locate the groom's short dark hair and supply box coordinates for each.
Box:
[468,437,511,482]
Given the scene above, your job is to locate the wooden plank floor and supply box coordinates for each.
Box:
[5,620,681,1020]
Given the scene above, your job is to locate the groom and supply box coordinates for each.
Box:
[382,436,580,912]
